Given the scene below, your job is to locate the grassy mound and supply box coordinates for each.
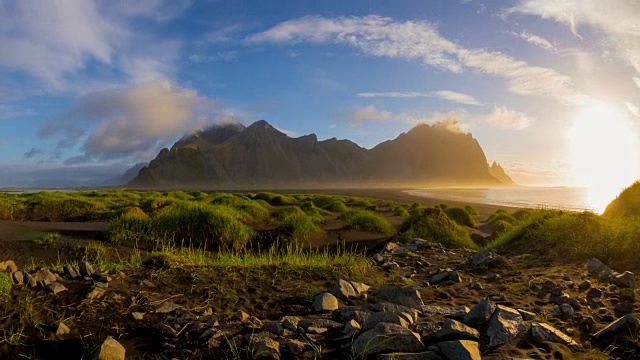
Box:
[444,206,476,227]
[391,206,409,217]
[487,209,517,226]
[338,209,394,234]
[396,207,477,249]
[210,193,270,222]
[604,181,640,217]
[310,195,349,213]
[281,213,323,242]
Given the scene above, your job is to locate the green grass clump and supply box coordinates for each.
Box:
[512,208,533,221]
[311,195,349,213]
[0,272,12,295]
[338,209,394,234]
[281,213,323,242]
[273,206,305,220]
[210,193,270,222]
[300,201,328,222]
[396,207,477,249]
[32,232,61,248]
[487,209,517,226]
[484,210,556,250]
[253,192,295,206]
[109,214,152,244]
[444,206,476,227]
[604,181,640,217]
[391,206,409,217]
[464,205,479,216]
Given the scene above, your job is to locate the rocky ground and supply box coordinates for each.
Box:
[2,237,639,359]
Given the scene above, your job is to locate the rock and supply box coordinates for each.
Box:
[155,301,183,314]
[313,292,339,312]
[63,264,79,279]
[548,305,561,317]
[284,339,306,355]
[586,258,613,278]
[530,322,578,347]
[298,318,342,331]
[362,312,409,331]
[517,309,536,321]
[131,312,145,321]
[593,314,640,340]
[470,280,483,290]
[377,352,443,360]
[382,242,399,254]
[46,282,67,294]
[78,261,95,277]
[0,260,17,273]
[382,261,400,270]
[367,302,419,323]
[335,308,372,324]
[246,332,280,359]
[56,322,70,336]
[431,270,462,284]
[281,316,300,332]
[87,288,106,300]
[485,305,526,348]
[463,299,496,327]
[469,251,505,266]
[344,319,361,334]
[25,273,36,287]
[31,269,57,284]
[369,286,424,308]
[330,279,358,300]
[11,270,23,285]
[352,322,424,355]
[436,340,481,360]
[435,318,480,340]
[561,304,575,317]
[373,253,385,263]
[263,321,286,336]
[93,336,125,360]
[422,305,469,320]
[613,271,636,289]
[587,287,602,299]
[615,301,634,315]
[350,281,371,294]
[579,280,592,290]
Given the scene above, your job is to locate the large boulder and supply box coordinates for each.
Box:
[352,322,424,355]
[435,318,480,340]
[436,340,481,360]
[593,314,640,340]
[612,271,636,289]
[586,258,613,278]
[362,312,409,331]
[313,293,339,312]
[331,279,358,300]
[485,305,526,348]
[368,286,424,308]
[530,322,578,347]
[463,299,496,328]
[94,336,125,360]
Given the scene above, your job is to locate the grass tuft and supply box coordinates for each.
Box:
[339,209,394,234]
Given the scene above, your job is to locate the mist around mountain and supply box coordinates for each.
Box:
[102,163,148,186]
[130,120,514,189]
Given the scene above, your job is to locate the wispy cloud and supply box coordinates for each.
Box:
[247,15,585,104]
[24,147,45,159]
[509,1,640,75]
[348,105,393,122]
[634,77,640,88]
[507,30,556,51]
[0,105,35,119]
[358,90,482,105]
[40,80,256,164]
[484,106,533,130]
[0,0,187,91]
[626,102,640,118]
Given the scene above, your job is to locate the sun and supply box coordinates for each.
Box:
[568,101,639,212]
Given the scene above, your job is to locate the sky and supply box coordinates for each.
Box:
[1,0,640,187]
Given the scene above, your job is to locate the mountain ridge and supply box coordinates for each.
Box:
[129,120,515,189]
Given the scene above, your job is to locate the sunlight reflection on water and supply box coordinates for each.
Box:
[406,186,619,214]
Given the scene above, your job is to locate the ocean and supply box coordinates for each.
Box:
[404,186,621,214]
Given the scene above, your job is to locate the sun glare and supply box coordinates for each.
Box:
[568,101,639,213]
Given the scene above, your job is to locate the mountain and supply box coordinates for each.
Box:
[488,161,515,185]
[102,162,148,186]
[130,120,513,188]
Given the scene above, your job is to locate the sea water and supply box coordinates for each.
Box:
[405,186,618,214]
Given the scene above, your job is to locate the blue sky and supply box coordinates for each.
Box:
[1,0,640,187]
